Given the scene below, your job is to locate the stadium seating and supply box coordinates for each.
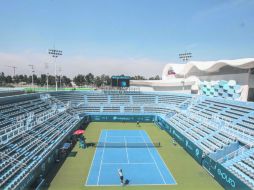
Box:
[0,94,81,189]
[200,80,242,100]
[0,90,254,190]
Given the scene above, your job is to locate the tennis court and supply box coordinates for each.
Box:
[85,129,176,186]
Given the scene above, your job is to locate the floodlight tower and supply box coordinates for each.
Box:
[28,64,35,89]
[5,65,17,76]
[58,67,62,89]
[44,62,49,91]
[48,48,63,91]
[179,52,192,91]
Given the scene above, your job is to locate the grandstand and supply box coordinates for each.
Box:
[0,88,25,97]
[0,90,254,190]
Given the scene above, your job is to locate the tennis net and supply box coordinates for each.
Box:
[91,142,161,148]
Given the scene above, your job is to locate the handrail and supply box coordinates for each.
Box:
[217,144,251,163]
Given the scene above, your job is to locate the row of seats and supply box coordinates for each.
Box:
[0,94,81,189]
[81,92,192,106]
[51,92,85,105]
[189,98,254,139]
[227,154,254,189]
[80,104,175,116]
[0,111,79,189]
[166,113,235,154]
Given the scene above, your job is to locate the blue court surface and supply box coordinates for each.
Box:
[85,130,176,186]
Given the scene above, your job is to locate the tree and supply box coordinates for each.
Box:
[62,76,71,86]
[131,75,146,80]
[40,74,47,86]
[149,75,160,80]
[99,74,111,86]
[48,75,56,85]
[85,73,94,85]
[104,75,111,85]
[73,74,85,86]
[154,75,160,80]
[13,75,20,83]
[5,76,13,83]
[0,72,5,85]
[94,76,103,87]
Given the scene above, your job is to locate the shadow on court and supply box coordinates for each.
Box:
[125,179,130,185]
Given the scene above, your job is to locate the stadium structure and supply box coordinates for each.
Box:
[0,90,254,190]
[131,58,254,101]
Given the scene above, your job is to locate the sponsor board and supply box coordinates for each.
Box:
[89,115,155,122]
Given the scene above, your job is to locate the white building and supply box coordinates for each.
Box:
[131,58,254,101]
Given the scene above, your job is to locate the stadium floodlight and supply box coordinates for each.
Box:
[48,48,63,91]
[58,67,62,89]
[45,62,49,91]
[5,65,17,76]
[179,52,192,62]
[28,64,35,89]
[179,52,192,91]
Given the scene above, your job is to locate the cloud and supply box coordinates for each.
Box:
[0,51,165,78]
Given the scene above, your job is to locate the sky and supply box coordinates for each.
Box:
[0,0,253,78]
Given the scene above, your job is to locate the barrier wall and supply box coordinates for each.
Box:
[89,114,155,122]
[155,116,204,164]
[202,157,251,190]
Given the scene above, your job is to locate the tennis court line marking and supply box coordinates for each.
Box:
[124,136,130,163]
[86,183,177,186]
[139,131,166,184]
[145,130,178,185]
[85,130,104,186]
[102,162,154,165]
[106,135,141,138]
[97,131,107,185]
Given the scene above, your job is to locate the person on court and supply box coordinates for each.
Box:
[118,168,124,185]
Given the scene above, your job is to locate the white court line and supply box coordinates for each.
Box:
[102,162,154,165]
[139,131,166,184]
[145,131,177,184]
[86,183,177,187]
[124,136,130,163]
[85,130,104,186]
[106,135,141,138]
[97,131,107,185]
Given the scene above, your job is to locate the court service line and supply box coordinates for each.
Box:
[97,131,108,185]
[124,136,130,163]
[106,135,141,138]
[102,162,154,165]
[139,131,166,184]
[145,131,177,184]
[86,183,176,187]
[85,130,103,186]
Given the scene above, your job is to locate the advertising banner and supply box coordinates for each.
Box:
[203,157,251,190]
[155,116,203,163]
[89,114,155,122]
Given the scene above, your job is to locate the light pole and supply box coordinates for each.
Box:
[58,67,62,90]
[48,48,63,91]
[44,62,49,91]
[179,52,192,91]
[28,64,35,90]
[5,65,17,76]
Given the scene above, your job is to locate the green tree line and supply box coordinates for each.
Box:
[0,72,161,87]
